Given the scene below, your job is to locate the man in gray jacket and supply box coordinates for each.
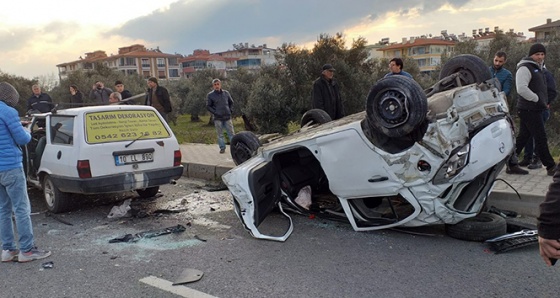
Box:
[207,79,235,154]
[512,43,556,176]
[89,81,112,104]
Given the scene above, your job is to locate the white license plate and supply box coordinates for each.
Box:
[115,153,154,166]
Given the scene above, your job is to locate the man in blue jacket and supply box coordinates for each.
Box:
[490,51,513,97]
[0,82,51,263]
[207,79,235,154]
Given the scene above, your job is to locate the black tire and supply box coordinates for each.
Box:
[43,174,70,213]
[439,54,492,87]
[446,212,507,242]
[136,186,159,198]
[230,131,260,166]
[300,109,332,127]
[366,76,428,138]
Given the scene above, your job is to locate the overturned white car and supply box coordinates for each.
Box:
[222,55,514,241]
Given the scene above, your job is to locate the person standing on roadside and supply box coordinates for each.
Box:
[522,65,557,169]
[312,64,344,120]
[512,43,556,176]
[384,58,413,79]
[89,81,112,104]
[69,85,83,107]
[114,80,134,104]
[145,77,172,122]
[27,84,53,114]
[206,79,234,154]
[0,82,52,263]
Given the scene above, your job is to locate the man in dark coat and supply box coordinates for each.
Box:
[312,64,344,120]
[206,79,234,154]
[144,77,172,122]
[27,84,53,114]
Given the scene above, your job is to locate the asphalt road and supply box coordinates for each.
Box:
[2,178,560,298]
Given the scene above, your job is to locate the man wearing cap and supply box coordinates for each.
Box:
[511,43,556,176]
[145,77,172,122]
[312,63,344,120]
[384,58,413,79]
[207,79,235,154]
[0,82,52,263]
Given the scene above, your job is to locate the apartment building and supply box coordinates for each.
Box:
[56,44,182,81]
[378,37,456,73]
[180,49,228,78]
[214,43,277,70]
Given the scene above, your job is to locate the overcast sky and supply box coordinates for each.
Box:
[0,0,556,80]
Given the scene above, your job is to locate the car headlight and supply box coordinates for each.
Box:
[433,144,470,184]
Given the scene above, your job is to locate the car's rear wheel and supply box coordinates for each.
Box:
[438,54,492,87]
[230,131,260,165]
[136,186,159,198]
[43,174,70,213]
[445,212,507,241]
[300,109,332,127]
[366,76,428,138]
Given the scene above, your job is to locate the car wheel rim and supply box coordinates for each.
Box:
[377,89,409,127]
[233,143,254,164]
[44,179,55,208]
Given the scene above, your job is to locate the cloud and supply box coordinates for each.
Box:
[109,0,473,53]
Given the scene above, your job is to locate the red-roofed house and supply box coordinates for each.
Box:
[378,38,456,73]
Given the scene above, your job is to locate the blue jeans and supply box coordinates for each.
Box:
[523,109,550,159]
[214,119,234,150]
[0,167,34,252]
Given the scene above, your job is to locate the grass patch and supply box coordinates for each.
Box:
[169,114,246,144]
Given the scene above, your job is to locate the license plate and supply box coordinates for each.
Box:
[115,153,154,166]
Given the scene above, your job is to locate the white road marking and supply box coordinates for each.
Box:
[139,275,218,298]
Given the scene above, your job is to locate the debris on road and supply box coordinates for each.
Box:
[107,199,132,219]
[109,224,187,243]
[173,268,204,285]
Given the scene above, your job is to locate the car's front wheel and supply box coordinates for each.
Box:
[136,186,159,198]
[43,175,70,213]
[445,212,507,241]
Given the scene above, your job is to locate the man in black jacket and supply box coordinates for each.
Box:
[538,169,560,266]
[312,64,344,120]
[206,79,234,154]
[115,80,134,104]
[27,84,53,114]
[145,77,172,122]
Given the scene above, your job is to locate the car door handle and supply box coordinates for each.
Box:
[368,176,388,183]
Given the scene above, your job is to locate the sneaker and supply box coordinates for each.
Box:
[18,247,51,263]
[219,148,225,154]
[528,158,543,169]
[1,249,19,262]
[506,165,529,175]
[547,165,557,176]
[518,158,531,167]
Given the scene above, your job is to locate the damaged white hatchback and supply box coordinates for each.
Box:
[222,55,514,241]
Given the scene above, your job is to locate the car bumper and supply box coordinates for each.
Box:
[50,166,183,194]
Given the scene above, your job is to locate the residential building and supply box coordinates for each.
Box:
[472,27,526,52]
[529,18,560,42]
[378,37,456,73]
[180,49,227,78]
[56,44,182,81]
[214,43,277,70]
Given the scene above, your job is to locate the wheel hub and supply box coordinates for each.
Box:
[378,90,409,127]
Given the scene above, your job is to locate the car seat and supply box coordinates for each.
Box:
[34,136,46,171]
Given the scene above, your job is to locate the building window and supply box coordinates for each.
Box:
[126,69,138,75]
[157,58,165,68]
[143,71,151,79]
[168,58,178,66]
[119,57,136,67]
[158,70,166,79]
[169,69,179,78]
[141,58,150,68]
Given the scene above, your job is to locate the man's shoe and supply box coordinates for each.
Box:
[219,148,225,154]
[518,158,531,167]
[506,165,529,175]
[1,249,18,262]
[547,165,557,176]
[528,157,543,169]
[18,247,51,263]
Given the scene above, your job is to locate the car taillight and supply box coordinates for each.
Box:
[77,160,92,178]
[174,150,182,167]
